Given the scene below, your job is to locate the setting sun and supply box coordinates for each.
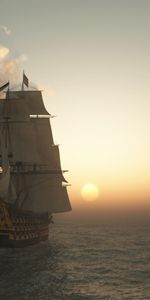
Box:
[81,184,99,202]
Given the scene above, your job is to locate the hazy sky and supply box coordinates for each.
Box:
[1,0,150,214]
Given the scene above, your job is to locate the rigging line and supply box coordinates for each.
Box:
[14,166,30,207]
[14,188,24,206]
[7,173,16,203]
[20,190,30,209]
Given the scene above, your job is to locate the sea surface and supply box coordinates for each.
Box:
[0,219,150,300]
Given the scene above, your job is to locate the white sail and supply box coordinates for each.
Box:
[9,122,40,163]
[30,118,55,165]
[21,174,71,213]
[0,99,30,122]
[52,145,68,182]
[8,91,50,115]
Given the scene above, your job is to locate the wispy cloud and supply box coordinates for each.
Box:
[15,54,28,64]
[0,25,11,36]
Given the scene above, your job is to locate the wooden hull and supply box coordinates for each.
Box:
[0,200,52,248]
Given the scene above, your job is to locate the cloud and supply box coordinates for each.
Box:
[0,45,28,85]
[15,53,28,64]
[0,25,11,36]
[0,45,9,59]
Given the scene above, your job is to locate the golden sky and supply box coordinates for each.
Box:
[1,0,150,212]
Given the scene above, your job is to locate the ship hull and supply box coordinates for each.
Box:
[0,200,52,248]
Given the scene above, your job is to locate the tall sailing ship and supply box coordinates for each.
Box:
[0,74,71,247]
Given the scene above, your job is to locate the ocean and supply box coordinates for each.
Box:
[0,219,150,300]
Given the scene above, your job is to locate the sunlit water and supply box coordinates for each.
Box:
[0,220,150,300]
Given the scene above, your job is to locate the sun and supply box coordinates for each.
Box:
[81,183,99,202]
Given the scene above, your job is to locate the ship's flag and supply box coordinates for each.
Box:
[0,81,9,92]
[23,72,29,87]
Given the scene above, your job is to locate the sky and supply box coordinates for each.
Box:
[0,0,150,217]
